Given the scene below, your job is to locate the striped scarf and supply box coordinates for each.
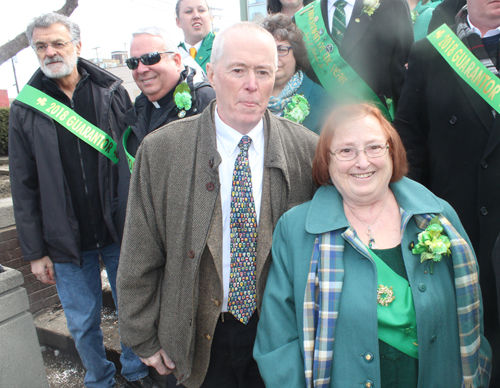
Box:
[303,213,491,388]
[456,5,499,76]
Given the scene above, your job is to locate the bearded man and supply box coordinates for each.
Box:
[9,12,160,388]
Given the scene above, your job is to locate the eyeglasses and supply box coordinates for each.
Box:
[277,45,293,57]
[125,51,173,70]
[330,144,389,161]
[33,39,76,53]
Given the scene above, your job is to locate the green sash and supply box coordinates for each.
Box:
[295,1,393,120]
[16,85,118,164]
[368,248,419,359]
[428,24,500,114]
[123,127,135,174]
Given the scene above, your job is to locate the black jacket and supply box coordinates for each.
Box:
[9,58,132,265]
[116,66,215,238]
[394,26,500,362]
[304,0,413,111]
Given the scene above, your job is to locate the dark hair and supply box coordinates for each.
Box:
[175,0,210,18]
[260,14,310,72]
[267,0,314,14]
[312,103,408,186]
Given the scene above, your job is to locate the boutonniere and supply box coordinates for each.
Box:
[173,82,193,118]
[411,10,419,25]
[283,94,310,124]
[412,217,451,274]
[363,0,380,17]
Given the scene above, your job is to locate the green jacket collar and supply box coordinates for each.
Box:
[305,177,444,234]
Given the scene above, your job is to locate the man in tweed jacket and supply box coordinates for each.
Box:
[117,22,319,388]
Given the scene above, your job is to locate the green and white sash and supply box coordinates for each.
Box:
[295,0,393,120]
[16,85,119,164]
[428,24,500,114]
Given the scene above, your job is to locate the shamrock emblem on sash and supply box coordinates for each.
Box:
[36,97,47,106]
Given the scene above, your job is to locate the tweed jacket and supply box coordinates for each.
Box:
[254,178,491,387]
[117,100,318,387]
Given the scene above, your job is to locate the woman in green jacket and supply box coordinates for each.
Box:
[254,103,491,388]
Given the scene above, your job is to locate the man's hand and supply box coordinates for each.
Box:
[140,349,176,375]
[31,256,56,285]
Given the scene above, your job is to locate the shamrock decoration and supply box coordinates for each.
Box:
[173,82,193,118]
[412,217,451,274]
[283,94,310,124]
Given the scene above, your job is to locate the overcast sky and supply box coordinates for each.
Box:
[0,0,241,98]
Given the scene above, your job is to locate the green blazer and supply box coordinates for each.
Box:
[254,178,491,387]
[178,31,215,73]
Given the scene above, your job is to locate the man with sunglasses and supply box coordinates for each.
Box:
[116,27,215,238]
[9,12,160,388]
[117,22,318,388]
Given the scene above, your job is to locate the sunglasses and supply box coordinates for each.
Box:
[126,51,173,70]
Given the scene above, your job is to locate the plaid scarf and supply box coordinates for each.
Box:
[303,213,491,388]
[456,5,499,76]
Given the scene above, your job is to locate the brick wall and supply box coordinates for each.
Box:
[0,227,59,313]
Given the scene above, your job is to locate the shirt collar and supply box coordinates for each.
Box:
[468,15,500,38]
[214,105,264,157]
[184,39,203,52]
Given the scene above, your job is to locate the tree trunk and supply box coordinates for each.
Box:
[0,0,79,66]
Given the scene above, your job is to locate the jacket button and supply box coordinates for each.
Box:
[480,207,488,215]
[208,159,214,168]
[214,299,221,307]
[481,160,488,169]
[364,380,374,388]
[430,335,437,343]
[418,283,426,292]
[408,241,414,250]
[206,182,215,191]
[363,352,374,362]
[449,116,457,124]
[205,333,211,340]
[188,250,195,258]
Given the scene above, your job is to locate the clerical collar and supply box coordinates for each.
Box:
[468,15,500,38]
[149,75,182,109]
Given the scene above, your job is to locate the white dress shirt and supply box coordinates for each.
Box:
[468,16,500,38]
[215,107,265,311]
[328,0,356,33]
[183,40,202,53]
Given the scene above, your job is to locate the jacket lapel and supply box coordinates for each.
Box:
[340,0,371,60]
[259,112,291,273]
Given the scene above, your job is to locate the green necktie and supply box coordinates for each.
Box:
[331,0,347,47]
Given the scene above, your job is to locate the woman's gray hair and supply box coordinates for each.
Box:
[26,12,80,47]
[210,22,277,66]
[131,27,178,53]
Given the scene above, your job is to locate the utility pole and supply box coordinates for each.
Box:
[11,56,19,94]
[92,46,100,67]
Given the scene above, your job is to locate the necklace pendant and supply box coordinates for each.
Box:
[368,237,376,249]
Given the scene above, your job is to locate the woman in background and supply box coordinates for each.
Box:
[262,14,333,134]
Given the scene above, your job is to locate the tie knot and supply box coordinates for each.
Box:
[238,135,252,152]
[189,47,197,59]
[334,0,347,9]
